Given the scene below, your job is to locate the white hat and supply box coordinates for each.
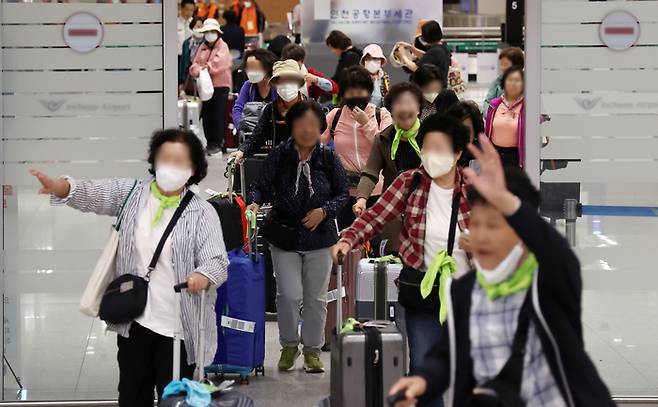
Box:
[199,19,222,34]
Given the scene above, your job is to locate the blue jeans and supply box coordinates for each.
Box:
[405,308,445,407]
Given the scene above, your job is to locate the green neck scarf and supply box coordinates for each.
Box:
[420,249,456,324]
[150,181,182,225]
[391,119,421,161]
[476,253,538,301]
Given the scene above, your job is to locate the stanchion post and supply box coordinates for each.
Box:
[564,199,578,247]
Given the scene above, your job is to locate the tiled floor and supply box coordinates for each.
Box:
[3,88,658,402]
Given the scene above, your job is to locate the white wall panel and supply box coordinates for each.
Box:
[540,161,658,183]
[541,114,658,139]
[541,92,658,115]
[1,3,161,24]
[542,138,658,160]
[542,47,658,69]
[4,116,162,140]
[543,2,658,24]
[5,162,149,185]
[542,23,658,46]
[4,139,150,162]
[542,69,658,93]
[3,47,162,70]
[3,93,162,117]
[3,71,162,93]
[2,24,162,48]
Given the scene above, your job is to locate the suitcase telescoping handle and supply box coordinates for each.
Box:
[172,282,207,382]
[335,251,345,333]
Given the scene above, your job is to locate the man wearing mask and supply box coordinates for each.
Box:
[190,19,233,155]
[230,59,316,163]
[333,115,473,407]
[389,138,614,407]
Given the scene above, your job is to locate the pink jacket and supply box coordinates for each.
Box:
[190,39,232,89]
[321,103,393,196]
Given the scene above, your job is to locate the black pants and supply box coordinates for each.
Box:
[201,86,229,149]
[494,145,520,167]
[337,195,380,231]
[117,322,195,406]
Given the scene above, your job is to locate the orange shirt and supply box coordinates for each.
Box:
[491,96,523,148]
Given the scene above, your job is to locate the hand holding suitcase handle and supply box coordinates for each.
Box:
[387,376,428,407]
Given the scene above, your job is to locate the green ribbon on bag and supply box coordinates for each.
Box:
[420,249,456,324]
[340,317,360,334]
[373,255,402,264]
[391,119,421,161]
[150,181,182,225]
[477,254,538,300]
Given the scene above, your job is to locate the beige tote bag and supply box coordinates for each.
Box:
[79,181,137,317]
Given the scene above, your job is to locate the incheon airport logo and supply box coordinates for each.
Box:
[573,96,601,110]
[39,99,67,112]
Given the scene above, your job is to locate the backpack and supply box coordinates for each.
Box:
[329,106,382,141]
[238,100,268,143]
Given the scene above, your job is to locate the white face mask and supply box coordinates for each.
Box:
[421,151,455,178]
[246,70,265,84]
[475,243,525,285]
[277,83,299,102]
[244,1,253,7]
[155,164,192,193]
[423,92,439,103]
[204,32,219,43]
[365,60,381,74]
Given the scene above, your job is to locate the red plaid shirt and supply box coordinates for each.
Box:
[340,167,471,270]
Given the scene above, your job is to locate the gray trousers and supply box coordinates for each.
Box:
[269,245,333,354]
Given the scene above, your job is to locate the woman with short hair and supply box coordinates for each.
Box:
[485,66,525,167]
[321,65,393,229]
[232,48,278,128]
[30,129,228,406]
[247,101,349,374]
[411,63,459,121]
[352,82,424,253]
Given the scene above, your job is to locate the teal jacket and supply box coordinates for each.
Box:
[482,75,503,114]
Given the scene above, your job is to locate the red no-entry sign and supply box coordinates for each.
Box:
[599,10,640,51]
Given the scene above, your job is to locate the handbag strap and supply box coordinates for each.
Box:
[494,290,533,392]
[446,189,462,256]
[145,190,195,281]
[115,180,138,231]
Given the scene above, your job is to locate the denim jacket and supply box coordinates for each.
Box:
[249,139,350,251]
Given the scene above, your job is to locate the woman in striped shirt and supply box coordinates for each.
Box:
[30,129,228,406]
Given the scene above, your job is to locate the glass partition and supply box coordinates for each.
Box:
[1,1,163,400]
[539,0,658,396]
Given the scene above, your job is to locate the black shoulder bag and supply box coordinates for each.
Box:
[99,190,194,324]
[467,292,532,407]
[397,182,462,314]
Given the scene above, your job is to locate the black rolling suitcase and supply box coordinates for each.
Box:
[207,162,247,251]
[328,255,407,407]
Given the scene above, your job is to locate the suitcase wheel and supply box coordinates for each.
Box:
[255,365,265,376]
[238,376,250,385]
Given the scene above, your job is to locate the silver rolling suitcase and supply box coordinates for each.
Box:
[356,258,403,322]
[329,255,407,407]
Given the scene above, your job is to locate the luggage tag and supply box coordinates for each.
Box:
[221,315,256,333]
[326,286,346,303]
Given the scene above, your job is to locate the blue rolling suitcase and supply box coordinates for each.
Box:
[206,212,265,383]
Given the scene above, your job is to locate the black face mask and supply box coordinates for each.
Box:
[344,97,370,111]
